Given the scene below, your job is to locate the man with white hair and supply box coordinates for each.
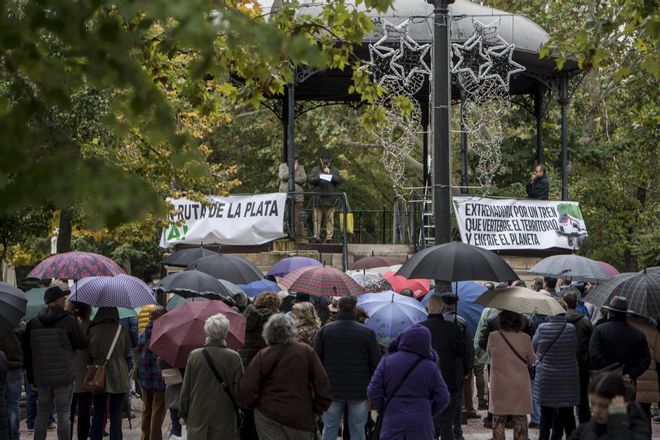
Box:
[179,313,244,439]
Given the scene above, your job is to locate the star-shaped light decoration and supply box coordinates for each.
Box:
[390,34,431,92]
[451,34,491,85]
[481,43,526,89]
[367,43,401,86]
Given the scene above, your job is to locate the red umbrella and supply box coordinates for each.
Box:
[349,256,399,271]
[596,261,619,278]
[149,301,246,368]
[279,266,364,297]
[27,251,125,280]
[383,272,430,299]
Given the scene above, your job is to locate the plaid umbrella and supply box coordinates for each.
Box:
[583,271,660,318]
[0,283,27,337]
[69,275,157,308]
[346,270,393,293]
[279,266,363,297]
[529,254,611,283]
[150,300,246,368]
[267,257,322,278]
[27,252,125,280]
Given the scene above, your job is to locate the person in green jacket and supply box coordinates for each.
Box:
[87,307,131,440]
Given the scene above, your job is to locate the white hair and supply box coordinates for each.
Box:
[262,313,296,345]
[204,313,229,344]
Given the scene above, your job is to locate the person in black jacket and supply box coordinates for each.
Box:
[308,152,343,243]
[589,296,650,386]
[562,288,594,423]
[314,295,381,440]
[0,321,24,440]
[419,293,468,440]
[526,164,549,200]
[23,286,87,440]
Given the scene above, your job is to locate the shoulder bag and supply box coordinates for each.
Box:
[371,356,424,440]
[85,324,122,392]
[500,331,536,380]
[202,348,244,434]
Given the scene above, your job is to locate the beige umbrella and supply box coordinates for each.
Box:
[475,287,566,316]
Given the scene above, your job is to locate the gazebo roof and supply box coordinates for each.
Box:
[270,0,578,101]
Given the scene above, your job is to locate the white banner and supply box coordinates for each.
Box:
[453,197,588,250]
[160,193,287,247]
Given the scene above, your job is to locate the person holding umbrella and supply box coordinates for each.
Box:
[66,301,93,440]
[23,285,88,440]
[87,307,132,440]
[179,313,244,439]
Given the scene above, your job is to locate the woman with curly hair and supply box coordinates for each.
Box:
[292,302,321,347]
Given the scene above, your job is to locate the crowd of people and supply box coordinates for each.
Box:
[0,276,655,440]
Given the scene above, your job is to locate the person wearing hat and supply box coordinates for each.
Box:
[278,156,307,239]
[589,296,651,387]
[22,286,87,440]
[308,152,343,243]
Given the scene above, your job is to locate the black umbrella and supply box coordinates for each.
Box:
[161,247,220,267]
[0,282,27,337]
[583,271,660,318]
[185,254,263,284]
[396,241,518,283]
[154,271,233,298]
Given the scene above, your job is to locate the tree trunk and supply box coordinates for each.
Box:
[56,209,73,254]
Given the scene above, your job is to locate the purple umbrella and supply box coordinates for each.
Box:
[267,257,322,278]
[27,252,125,280]
[69,275,157,308]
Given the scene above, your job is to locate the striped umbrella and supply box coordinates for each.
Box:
[69,275,157,308]
[27,251,125,280]
[279,266,363,297]
[584,271,660,318]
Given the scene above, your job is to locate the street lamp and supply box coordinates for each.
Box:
[428,0,454,245]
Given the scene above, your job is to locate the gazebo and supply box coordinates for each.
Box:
[265,0,581,246]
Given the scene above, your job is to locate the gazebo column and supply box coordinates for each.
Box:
[559,74,569,201]
[284,80,296,236]
[534,86,544,165]
[460,91,468,194]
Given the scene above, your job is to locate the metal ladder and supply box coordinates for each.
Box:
[421,182,435,248]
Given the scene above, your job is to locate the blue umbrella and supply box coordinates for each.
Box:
[238,279,280,298]
[421,281,486,336]
[25,287,47,320]
[357,292,428,344]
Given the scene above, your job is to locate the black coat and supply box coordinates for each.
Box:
[308,164,342,207]
[526,174,549,200]
[238,305,274,368]
[419,314,467,395]
[23,307,87,387]
[589,316,650,379]
[565,309,593,370]
[567,402,649,440]
[314,311,381,400]
[0,352,9,440]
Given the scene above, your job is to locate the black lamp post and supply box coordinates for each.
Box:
[429,0,454,245]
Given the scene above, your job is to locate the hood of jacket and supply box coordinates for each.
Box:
[92,307,119,325]
[565,309,584,324]
[387,324,437,361]
[37,306,70,326]
[244,305,274,332]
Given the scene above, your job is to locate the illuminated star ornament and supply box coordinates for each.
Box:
[451,18,526,91]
